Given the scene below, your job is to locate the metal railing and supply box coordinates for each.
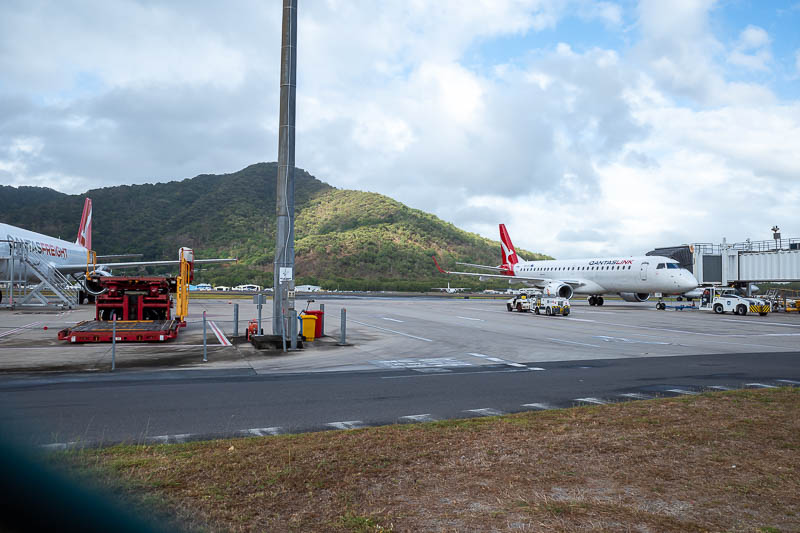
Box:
[1,241,78,309]
[692,238,800,255]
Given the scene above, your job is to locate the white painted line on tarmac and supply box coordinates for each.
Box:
[0,321,43,339]
[456,316,484,321]
[241,427,284,436]
[349,319,433,342]
[327,421,364,430]
[666,388,699,395]
[563,317,596,323]
[381,317,404,323]
[208,321,232,346]
[148,433,193,444]
[546,338,602,348]
[399,414,437,422]
[40,441,77,451]
[619,393,653,400]
[464,408,504,417]
[776,379,800,385]
[746,383,777,388]
[719,319,800,328]
[521,403,553,410]
[413,368,452,373]
[466,352,526,368]
[464,307,510,314]
[381,368,529,379]
[574,397,608,405]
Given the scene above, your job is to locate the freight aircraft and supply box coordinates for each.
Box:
[431,282,470,293]
[433,224,698,306]
[0,198,234,304]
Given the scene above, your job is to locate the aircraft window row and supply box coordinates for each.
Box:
[657,263,681,270]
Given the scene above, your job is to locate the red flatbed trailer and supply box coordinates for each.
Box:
[58,274,187,343]
[58,319,182,343]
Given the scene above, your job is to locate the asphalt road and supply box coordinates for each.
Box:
[1,351,798,448]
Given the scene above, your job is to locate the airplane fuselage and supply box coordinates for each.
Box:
[0,223,89,281]
[509,255,697,295]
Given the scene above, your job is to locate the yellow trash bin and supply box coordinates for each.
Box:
[300,314,318,341]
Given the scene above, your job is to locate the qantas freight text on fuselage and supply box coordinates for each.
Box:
[6,235,70,258]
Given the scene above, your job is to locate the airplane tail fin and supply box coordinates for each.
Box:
[499,224,518,270]
[76,198,92,250]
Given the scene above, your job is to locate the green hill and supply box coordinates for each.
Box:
[0,163,550,290]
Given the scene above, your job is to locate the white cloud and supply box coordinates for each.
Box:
[577,1,623,26]
[728,25,772,71]
[1,0,799,261]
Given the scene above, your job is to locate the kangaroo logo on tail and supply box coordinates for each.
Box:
[76,198,92,250]
[499,224,518,275]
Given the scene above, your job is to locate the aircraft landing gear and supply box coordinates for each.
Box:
[588,295,604,306]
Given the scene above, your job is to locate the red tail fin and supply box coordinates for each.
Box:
[76,198,92,250]
[499,224,518,267]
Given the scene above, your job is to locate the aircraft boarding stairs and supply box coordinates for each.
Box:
[1,241,78,310]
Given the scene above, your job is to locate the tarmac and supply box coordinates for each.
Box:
[1,294,799,375]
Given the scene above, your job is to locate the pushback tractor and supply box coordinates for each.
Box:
[697,286,770,316]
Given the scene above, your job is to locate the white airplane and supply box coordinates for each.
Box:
[431,282,470,294]
[433,224,698,306]
[1,198,235,304]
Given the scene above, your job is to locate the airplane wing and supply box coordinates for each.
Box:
[454,262,505,272]
[60,258,236,270]
[433,256,585,288]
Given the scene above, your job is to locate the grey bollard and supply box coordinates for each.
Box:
[257,297,263,335]
[233,303,239,337]
[203,310,208,362]
[338,308,346,345]
[111,312,116,371]
[320,303,325,337]
[290,309,297,350]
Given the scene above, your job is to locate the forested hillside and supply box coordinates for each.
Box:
[0,163,549,290]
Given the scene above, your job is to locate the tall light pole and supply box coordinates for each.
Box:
[273,0,297,339]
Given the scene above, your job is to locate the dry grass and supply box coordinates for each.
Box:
[60,388,800,532]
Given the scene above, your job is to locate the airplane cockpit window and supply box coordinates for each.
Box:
[667,263,679,269]
[657,263,666,269]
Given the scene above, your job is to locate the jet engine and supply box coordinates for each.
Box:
[542,281,574,299]
[618,292,650,302]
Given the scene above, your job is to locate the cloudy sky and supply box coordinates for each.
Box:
[1,0,799,259]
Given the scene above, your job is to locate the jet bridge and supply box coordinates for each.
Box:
[648,237,800,286]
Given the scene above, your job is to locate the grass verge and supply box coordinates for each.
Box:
[55,388,800,532]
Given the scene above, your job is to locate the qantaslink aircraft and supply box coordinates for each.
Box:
[433,224,698,306]
[0,198,234,304]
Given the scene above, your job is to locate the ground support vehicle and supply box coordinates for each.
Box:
[698,287,770,316]
[655,301,697,311]
[58,249,194,342]
[507,294,533,312]
[59,319,182,343]
[532,296,570,316]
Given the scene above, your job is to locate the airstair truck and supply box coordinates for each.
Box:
[698,287,770,316]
